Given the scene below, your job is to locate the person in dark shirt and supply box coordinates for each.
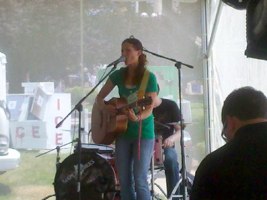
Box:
[153,96,183,198]
[191,86,267,200]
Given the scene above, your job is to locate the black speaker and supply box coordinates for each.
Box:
[222,0,250,10]
[245,0,267,60]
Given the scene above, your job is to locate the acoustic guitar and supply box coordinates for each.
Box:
[91,96,152,145]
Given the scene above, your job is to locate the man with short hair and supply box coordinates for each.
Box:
[153,84,185,198]
[191,86,267,200]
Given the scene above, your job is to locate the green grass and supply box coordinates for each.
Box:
[0,150,70,200]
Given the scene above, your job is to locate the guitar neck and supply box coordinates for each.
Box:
[116,97,152,113]
[116,102,138,113]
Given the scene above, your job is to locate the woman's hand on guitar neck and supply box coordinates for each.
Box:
[127,109,139,122]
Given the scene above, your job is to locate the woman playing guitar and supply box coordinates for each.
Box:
[95,37,158,200]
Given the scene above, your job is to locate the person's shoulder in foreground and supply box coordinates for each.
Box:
[190,86,267,200]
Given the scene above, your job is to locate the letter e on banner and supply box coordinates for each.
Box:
[55,133,63,145]
[32,126,40,138]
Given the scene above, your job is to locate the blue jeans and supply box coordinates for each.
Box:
[115,137,154,200]
[164,147,179,198]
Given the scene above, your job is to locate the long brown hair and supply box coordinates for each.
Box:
[122,38,148,85]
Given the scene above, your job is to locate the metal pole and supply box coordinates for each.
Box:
[202,0,212,154]
[206,0,223,58]
[80,0,84,87]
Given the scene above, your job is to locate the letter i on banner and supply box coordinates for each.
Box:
[57,98,60,110]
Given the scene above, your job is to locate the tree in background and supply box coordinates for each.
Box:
[0,0,202,93]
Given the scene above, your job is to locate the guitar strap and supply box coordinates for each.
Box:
[137,69,150,160]
[137,69,150,99]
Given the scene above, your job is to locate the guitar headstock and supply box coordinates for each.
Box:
[136,96,152,107]
[124,96,153,110]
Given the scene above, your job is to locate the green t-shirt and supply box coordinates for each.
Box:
[109,67,158,139]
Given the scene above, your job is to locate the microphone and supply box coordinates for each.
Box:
[106,56,125,68]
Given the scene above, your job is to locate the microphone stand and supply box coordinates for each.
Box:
[144,48,193,200]
[55,63,118,200]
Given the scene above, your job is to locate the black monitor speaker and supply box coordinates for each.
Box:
[245,0,267,60]
[222,0,250,10]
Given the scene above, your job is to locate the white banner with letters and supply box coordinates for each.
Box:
[9,93,71,149]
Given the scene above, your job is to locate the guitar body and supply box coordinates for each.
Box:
[91,98,129,145]
[91,96,152,145]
